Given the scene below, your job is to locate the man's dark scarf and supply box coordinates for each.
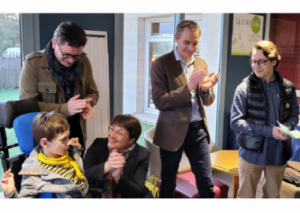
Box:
[45,40,84,149]
[45,40,81,102]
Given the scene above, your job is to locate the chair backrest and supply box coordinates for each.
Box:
[144,127,216,178]
[0,98,40,159]
[0,99,54,198]
[0,98,40,129]
[13,112,39,154]
[144,127,161,178]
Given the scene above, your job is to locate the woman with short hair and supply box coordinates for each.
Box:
[83,114,150,198]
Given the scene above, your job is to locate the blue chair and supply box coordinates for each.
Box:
[0,98,40,192]
[0,98,53,198]
[14,112,39,155]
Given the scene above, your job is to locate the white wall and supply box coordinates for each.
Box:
[200,14,223,144]
[123,14,138,114]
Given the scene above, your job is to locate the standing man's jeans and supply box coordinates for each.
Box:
[159,120,215,198]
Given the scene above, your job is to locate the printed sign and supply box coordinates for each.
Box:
[231,14,264,56]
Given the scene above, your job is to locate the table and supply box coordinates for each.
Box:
[210,150,239,198]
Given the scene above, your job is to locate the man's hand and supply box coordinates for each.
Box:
[201,72,219,91]
[106,149,125,171]
[67,94,93,116]
[67,137,81,150]
[80,103,94,119]
[272,127,290,141]
[0,169,15,197]
[188,69,206,92]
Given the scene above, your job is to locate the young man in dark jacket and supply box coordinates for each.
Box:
[230,40,299,198]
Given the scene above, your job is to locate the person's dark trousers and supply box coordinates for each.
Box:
[68,113,85,152]
[159,120,215,198]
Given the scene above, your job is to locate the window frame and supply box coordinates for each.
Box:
[144,16,174,114]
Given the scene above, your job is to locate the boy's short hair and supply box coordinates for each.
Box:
[250,40,281,69]
[32,111,69,145]
[111,114,141,143]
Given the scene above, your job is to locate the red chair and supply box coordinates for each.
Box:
[174,171,229,198]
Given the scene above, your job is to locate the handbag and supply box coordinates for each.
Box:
[145,175,159,198]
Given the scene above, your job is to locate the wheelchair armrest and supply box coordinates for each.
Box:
[88,187,105,198]
[6,153,28,192]
[0,152,9,171]
[89,187,104,194]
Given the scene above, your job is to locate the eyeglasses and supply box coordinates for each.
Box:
[57,45,82,61]
[249,59,271,66]
[108,126,128,138]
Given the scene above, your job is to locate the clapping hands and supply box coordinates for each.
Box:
[106,149,125,183]
[188,69,219,92]
[188,69,206,91]
[201,72,219,91]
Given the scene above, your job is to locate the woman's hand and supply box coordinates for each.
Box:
[107,149,125,171]
[112,168,123,184]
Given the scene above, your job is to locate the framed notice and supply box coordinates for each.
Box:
[231,14,264,56]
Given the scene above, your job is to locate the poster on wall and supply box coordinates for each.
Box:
[231,14,264,56]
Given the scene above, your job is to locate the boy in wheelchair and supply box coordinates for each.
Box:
[0,111,89,198]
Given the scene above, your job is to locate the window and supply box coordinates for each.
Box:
[0,13,21,184]
[145,17,174,112]
[0,13,21,90]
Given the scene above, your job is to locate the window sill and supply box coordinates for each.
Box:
[133,112,158,125]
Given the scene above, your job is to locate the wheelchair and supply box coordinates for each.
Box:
[0,98,102,198]
[0,98,40,194]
